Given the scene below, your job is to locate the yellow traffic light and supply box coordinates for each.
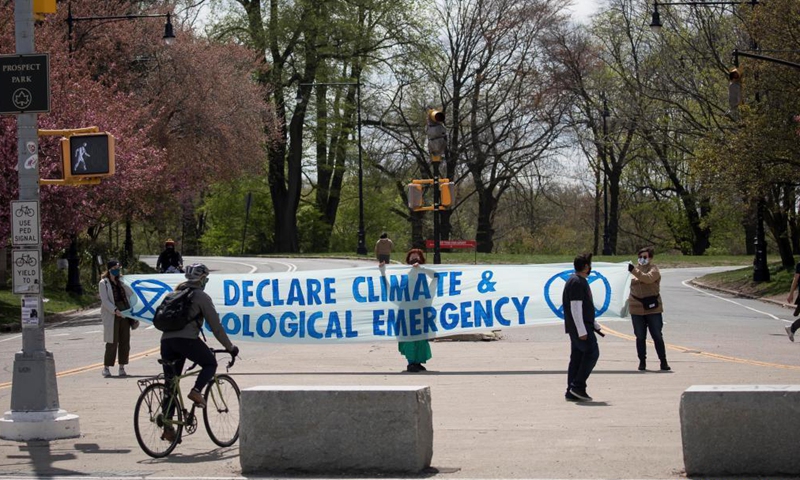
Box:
[426,108,447,162]
[440,180,456,208]
[33,0,56,20]
[62,133,116,182]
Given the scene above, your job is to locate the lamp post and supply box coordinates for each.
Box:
[297,79,367,255]
[649,0,768,281]
[601,93,612,256]
[67,3,175,53]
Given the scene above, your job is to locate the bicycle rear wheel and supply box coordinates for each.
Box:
[134,383,183,458]
[203,374,240,447]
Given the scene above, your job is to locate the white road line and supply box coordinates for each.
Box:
[199,258,258,274]
[681,278,783,321]
[0,334,22,343]
[265,260,297,272]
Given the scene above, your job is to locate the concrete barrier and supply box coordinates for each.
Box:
[240,385,433,474]
[680,385,800,476]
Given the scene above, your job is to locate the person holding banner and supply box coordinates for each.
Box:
[398,248,432,372]
[563,253,602,402]
[627,247,670,372]
[99,260,138,378]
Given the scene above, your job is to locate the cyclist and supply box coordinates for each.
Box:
[156,239,184,273]
[161,263,238,442]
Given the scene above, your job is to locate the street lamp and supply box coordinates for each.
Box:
[650,0,759,33]
[601,94,612,256]
[296,79,367,255]
[650,0,767,281]
[67,3,176,53]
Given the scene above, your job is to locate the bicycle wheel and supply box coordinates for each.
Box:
[134,383,183,458]
[203,374,240,447]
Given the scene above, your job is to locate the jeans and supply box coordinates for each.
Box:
[631,313,667,362]
[567,328,599,391]
[160,337,217,394]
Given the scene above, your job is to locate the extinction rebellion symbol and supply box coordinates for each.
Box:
[543,270,612,319]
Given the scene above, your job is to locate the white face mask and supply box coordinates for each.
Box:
[637,257,649,266]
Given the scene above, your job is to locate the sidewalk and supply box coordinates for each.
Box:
[2,317,797,479]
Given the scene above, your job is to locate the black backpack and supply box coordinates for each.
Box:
[152,288,202,332]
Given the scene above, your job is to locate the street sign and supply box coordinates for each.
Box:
[11,200,40,245]
[425,239,477,249]
[12,249,41,294]
[0,53,50,114]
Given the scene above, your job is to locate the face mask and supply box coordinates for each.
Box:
[110,268,121,277]
[586,266,592,275]
[638,257,649,266]
[409,256,420,264]
[201,277,209,289]
[167,246,174,250]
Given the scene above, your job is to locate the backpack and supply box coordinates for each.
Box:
[152,288,202,332]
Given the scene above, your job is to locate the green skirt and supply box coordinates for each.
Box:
[398,340,432,364]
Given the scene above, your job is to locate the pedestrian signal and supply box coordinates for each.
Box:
[440,181,456,207]
[62,133,115,181]
[407,183,424,210]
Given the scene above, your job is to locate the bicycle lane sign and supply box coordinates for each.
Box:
[11,200,40,245]
[12,249,40,294]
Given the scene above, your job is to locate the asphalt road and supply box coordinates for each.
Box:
[1,261,799,479]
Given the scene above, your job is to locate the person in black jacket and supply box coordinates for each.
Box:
[156,239,183,273]
[563,253,603,402]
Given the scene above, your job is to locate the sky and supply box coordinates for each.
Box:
[568,0,603,24]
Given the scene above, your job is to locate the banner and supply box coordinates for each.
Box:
[122,263,631,344]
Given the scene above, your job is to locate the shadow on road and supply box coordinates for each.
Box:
[5,440,84,476]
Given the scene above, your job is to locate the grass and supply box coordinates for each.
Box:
[694,262,794,298]
[0,287,98,327]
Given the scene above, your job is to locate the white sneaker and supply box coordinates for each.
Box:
[118,366,127,377]
[786,325,795,342]
[102,367,111,377]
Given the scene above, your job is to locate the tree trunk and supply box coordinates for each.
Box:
[607,169,620,255]
[765,189,795,270]
[475,191,496,253]
[124,219,133,266]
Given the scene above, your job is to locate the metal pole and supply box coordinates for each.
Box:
[241,192,252,255]
[433,165,441,264]
[2,0,79,441]
[601,95,612,256]
[356,78,367,255]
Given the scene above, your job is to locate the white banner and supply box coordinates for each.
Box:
[123,263,631,344]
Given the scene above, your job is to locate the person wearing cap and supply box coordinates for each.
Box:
[99,260,138,378]
[156,239,183,273]
[159,263,239,441]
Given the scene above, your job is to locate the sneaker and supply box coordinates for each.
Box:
[660,361,671,371]
[565,391,580,401]
[638,360,646,371]
[187,388,206,408]
[786,325,795,342]
[101,367,111,378]
[406,364,422,373]
[568,388,593,402]
[794,304,800,316]
[118,366,127,377]
[161,426,176,443]
[417,363,427,371]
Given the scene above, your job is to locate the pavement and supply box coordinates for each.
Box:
[1,271,799,479]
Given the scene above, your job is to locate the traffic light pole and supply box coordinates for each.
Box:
[0,0,80,441]
[432,161,441,265]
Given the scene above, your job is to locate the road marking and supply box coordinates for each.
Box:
[681,279,783,320]
[0,334,22,343]
[0,346,160,390]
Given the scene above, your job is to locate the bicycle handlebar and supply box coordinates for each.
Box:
[184,349,237,373]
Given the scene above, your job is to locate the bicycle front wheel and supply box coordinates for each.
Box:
[203,374,241,447]
[134,383,183,458]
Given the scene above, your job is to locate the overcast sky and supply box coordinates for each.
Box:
[568,0,602,24]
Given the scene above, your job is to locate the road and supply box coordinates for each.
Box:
[1,261,799,479]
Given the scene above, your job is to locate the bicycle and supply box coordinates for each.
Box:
[133,349,240,458]
[14,253,37,267]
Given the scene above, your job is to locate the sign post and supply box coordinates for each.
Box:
[0,0,79,441]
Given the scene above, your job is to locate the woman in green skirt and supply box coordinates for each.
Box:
[399,248,432,372]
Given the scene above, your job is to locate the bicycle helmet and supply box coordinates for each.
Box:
[165,238,175,246]
[184,263,210,282]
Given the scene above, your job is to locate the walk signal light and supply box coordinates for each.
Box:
[426,109,447,162]
[61,132,115,181]
[407,183,424,209]
[440,181,456,207]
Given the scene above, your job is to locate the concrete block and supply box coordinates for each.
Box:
[680,385,800,476]
[240,385,433,474]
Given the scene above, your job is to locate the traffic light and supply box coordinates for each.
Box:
[33,0,56,20]
[426,109,447,162]
[61,133,115,181]
[439,180,456,208]
[728,67,742,117]
[407,183,424,209]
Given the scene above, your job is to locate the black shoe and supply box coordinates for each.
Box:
[161,427,177,443]
[794,303,800,316]
[568,388,593,402]
[638,360,646,371]
[660,361,671,371]
[565,391,580,401]
[407,364,422,372]
[417,363,427,371]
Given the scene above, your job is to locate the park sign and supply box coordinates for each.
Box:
[0,53,50,114]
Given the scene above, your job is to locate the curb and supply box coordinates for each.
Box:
[688,279,794,311]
